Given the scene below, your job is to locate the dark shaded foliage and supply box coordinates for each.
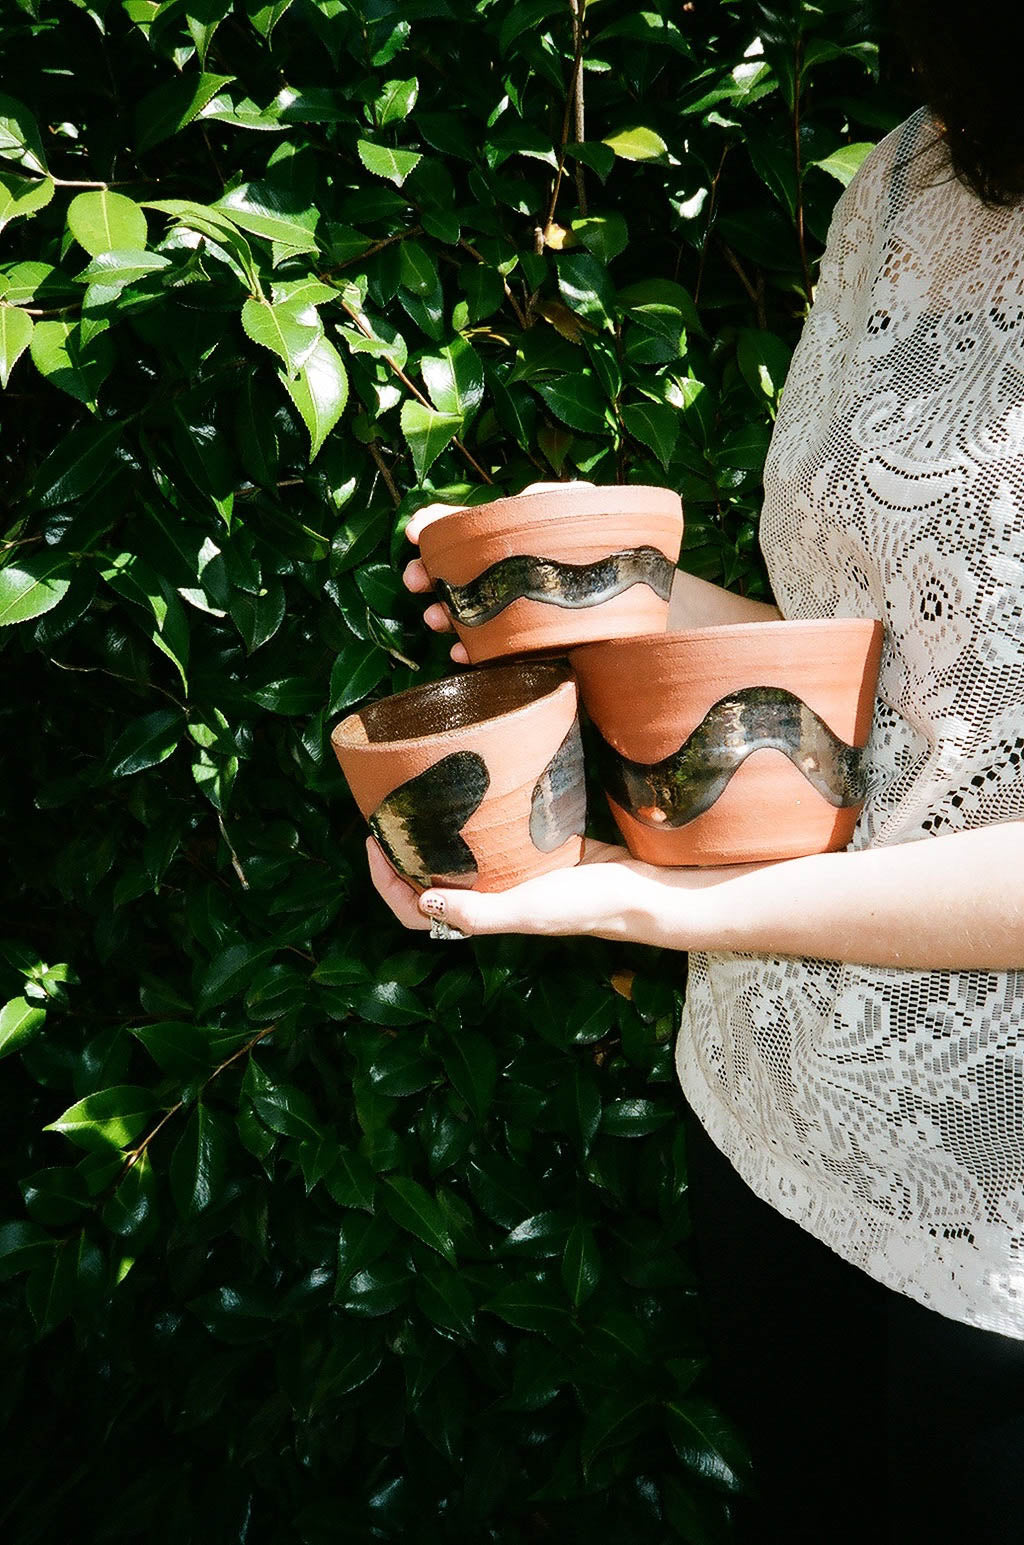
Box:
[0,1,910,1539]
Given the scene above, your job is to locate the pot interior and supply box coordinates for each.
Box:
[342,660,571,745]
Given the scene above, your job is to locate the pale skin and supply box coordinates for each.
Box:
[367,485,1024,972]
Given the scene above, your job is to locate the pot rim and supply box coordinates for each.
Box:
[569,615,883,658]
[417,483,683,551]
[331,659,576,753]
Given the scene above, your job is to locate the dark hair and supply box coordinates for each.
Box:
[892,0,1024,205]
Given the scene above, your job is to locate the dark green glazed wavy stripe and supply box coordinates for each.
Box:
[434,546,674,627]
[369,725,587,887]
[599,686,867,829]
[370,751,488,888]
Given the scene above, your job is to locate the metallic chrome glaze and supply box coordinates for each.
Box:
[369,750,489,887]
[529,717,587,852]
[599,686,867,828]
[434,546,674,627]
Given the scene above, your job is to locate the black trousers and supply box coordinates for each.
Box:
[683,1108,1024,1545]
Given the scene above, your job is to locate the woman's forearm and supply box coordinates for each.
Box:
[640,822,1024,969]
[668,569,782,629]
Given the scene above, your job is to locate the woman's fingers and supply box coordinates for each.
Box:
[366,838,432,930]
[403,556,432,594]
[406,502,464,545]
[423,600,451,632]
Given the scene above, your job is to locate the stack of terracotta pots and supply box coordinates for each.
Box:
[332,484,882,896]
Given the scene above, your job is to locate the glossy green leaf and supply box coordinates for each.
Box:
[812,141,874,187]
[170,1103,229,1216]
[400,398,462,482]
[351,979,429,1028]
[0,91,47,173]
[356,140,422,188]
[439,1032,496,1121]
[0,995,46,1058]
[76,249,171,288]
[0,552,72,626]
[67,191,148,256]
[571,213,629,264]
[216,181,319,251]
[602,125,668,162]
[196,944,274,1014]
[241,296,321,376]
[25,419,122,508]
[44,1086,159,1152]
[421,337,484,419]
[666,1397,753,1494]
[245,0,294,39]
[136,72,236,152]
[335,1212,396,1288]
[600,1097,674,1137]
[280,335,348,459]
[329,640,388,714]
[28,320,112,408]
[533,374,608,434]
[0,169,53,233]
[103,710,183,780]
[0,1220,55,1279]
[242,1059,322,1141]
[621,400,679,467]
[382,1175,456,1263]
[27,1233,102,1337]
[617,276,702,338]
[376,77,418,127]
[557,252,616,332]
[561,1220,601,1306]
[484,1279,571,1339]
[102,1151,156,1239]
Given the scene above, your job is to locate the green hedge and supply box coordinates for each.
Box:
[0,2,907,1539]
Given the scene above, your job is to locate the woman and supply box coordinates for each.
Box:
[370,5,1024,1538]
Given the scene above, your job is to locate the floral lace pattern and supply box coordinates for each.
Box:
[677,109,1024,1335]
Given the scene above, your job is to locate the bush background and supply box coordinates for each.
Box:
[0,2,909,1539]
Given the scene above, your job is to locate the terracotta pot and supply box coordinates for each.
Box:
[332,661,586,892]
[417,484,684,664]
[570,618,884,866]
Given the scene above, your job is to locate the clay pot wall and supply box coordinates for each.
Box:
[417,485,683,663]
[332,661,586,892]
[571,618,883,866]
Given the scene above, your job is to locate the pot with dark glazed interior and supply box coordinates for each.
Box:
[417,484,684,664]
[331,660,587,893]
[570,617,884,866]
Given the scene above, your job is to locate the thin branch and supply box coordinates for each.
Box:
[571,0,588,217]
[791,38,813,304]
[340,299,494,484]
[368,439,401,506]
[543,0,588,230]
[321,226,423,278]
[111,1021,280,1190]
[459,238,529,330]
[217,812,249,889]
[720,243,759,306]
[695,144,729,307]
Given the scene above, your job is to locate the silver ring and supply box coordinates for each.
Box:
[430,918,468,942]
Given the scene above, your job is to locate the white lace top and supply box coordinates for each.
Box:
[676,107,1024,1336]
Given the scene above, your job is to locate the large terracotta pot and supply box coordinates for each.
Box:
[332,661,586,892]
[570,618,884,866]
[417,484,684,664]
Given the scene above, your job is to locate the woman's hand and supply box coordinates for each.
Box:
[402,481,593,665]
[366,834,733,944]
[368,835,646,938]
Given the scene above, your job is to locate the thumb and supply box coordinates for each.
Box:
[418,887,517,938]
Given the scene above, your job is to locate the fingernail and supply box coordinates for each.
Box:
[420,893,445,918]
